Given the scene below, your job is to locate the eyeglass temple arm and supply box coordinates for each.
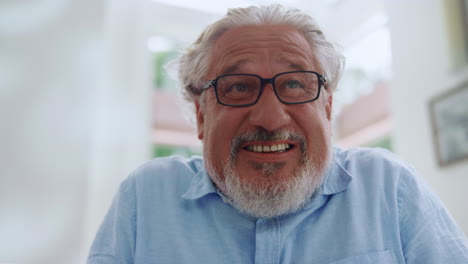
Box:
[319,75,327,88]
[202,80,214,90]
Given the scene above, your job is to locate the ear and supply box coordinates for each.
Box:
[195,100,204,140]
[325,93,333,121]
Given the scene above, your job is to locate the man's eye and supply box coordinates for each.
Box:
[227,83,249,92]
[286,80,303,89]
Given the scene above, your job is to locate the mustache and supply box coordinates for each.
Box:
[230,128,307,159]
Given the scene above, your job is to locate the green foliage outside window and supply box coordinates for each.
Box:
[154,50,179,92]
[365,135,393,152]
[153,144,202,158]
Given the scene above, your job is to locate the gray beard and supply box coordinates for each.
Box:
[205,129,331,219]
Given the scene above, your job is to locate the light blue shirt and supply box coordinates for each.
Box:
[88,147,468,263]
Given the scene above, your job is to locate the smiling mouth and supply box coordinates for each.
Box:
[244,143,293,153]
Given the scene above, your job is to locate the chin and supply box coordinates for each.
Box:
[206,148,331,219]
[205,127,332,218]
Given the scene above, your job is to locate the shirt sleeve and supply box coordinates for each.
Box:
[87,175,137,264]
[398,167,468,263]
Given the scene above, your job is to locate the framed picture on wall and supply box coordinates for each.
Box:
[465,0,468,29]
[444,0,468,70]
[429,81,468,166]
[464,0,468,48]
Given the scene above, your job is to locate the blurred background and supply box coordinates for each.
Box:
[1,0,468,263]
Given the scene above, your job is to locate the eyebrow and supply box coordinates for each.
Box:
[220,59,250,75]
[276,56,308,71]
[219,59,307,75]
[289,63,305,71]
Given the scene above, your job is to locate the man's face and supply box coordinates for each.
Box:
[196,25,333,217]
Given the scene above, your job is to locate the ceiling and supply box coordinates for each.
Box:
[147,0,385,45]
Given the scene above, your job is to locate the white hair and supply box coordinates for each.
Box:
[177,4,345,105]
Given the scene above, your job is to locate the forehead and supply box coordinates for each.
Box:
[208,24,315,76]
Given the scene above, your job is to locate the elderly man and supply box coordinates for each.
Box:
[88,5,468,264]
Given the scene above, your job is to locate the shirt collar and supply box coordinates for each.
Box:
[182,164,218,200]
[300,147,353,210]
[182,147,353,200]
[320,155,353,195]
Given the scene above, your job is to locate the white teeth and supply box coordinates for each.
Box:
[246,143,291,153]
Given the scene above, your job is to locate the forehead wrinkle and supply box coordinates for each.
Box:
[215,47,312,75]
[218,58,251,75]
[222,38,309,57]
[209,25,315,77]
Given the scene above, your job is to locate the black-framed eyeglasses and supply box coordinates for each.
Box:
[201,71,327,107]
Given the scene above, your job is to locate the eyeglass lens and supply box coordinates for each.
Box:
[215,72,319,106]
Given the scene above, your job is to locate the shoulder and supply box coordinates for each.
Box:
[333,147,423,196]
[131,155,204,179]
[334,147,439,209]
[335,147,416,179]
[122,155,205,198]
[336,147,411,169]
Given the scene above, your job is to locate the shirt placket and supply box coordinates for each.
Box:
[255,217,281,264]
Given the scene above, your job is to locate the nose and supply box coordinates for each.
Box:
[248,85,291,132]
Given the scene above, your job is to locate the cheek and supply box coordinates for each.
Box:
[315,96,333,129]
[202,114,240,178]
[202,110,238,157]
[302,102,332,144]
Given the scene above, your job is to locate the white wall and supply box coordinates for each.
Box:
[83,0,154,256]
[0,0,152,263]
[384,0,468,234]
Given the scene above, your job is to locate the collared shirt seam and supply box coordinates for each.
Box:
[275,217,281,264]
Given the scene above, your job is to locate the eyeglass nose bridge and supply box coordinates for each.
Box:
[259,77,275,89]
[261,77,274,86]
[257,76,280,102]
